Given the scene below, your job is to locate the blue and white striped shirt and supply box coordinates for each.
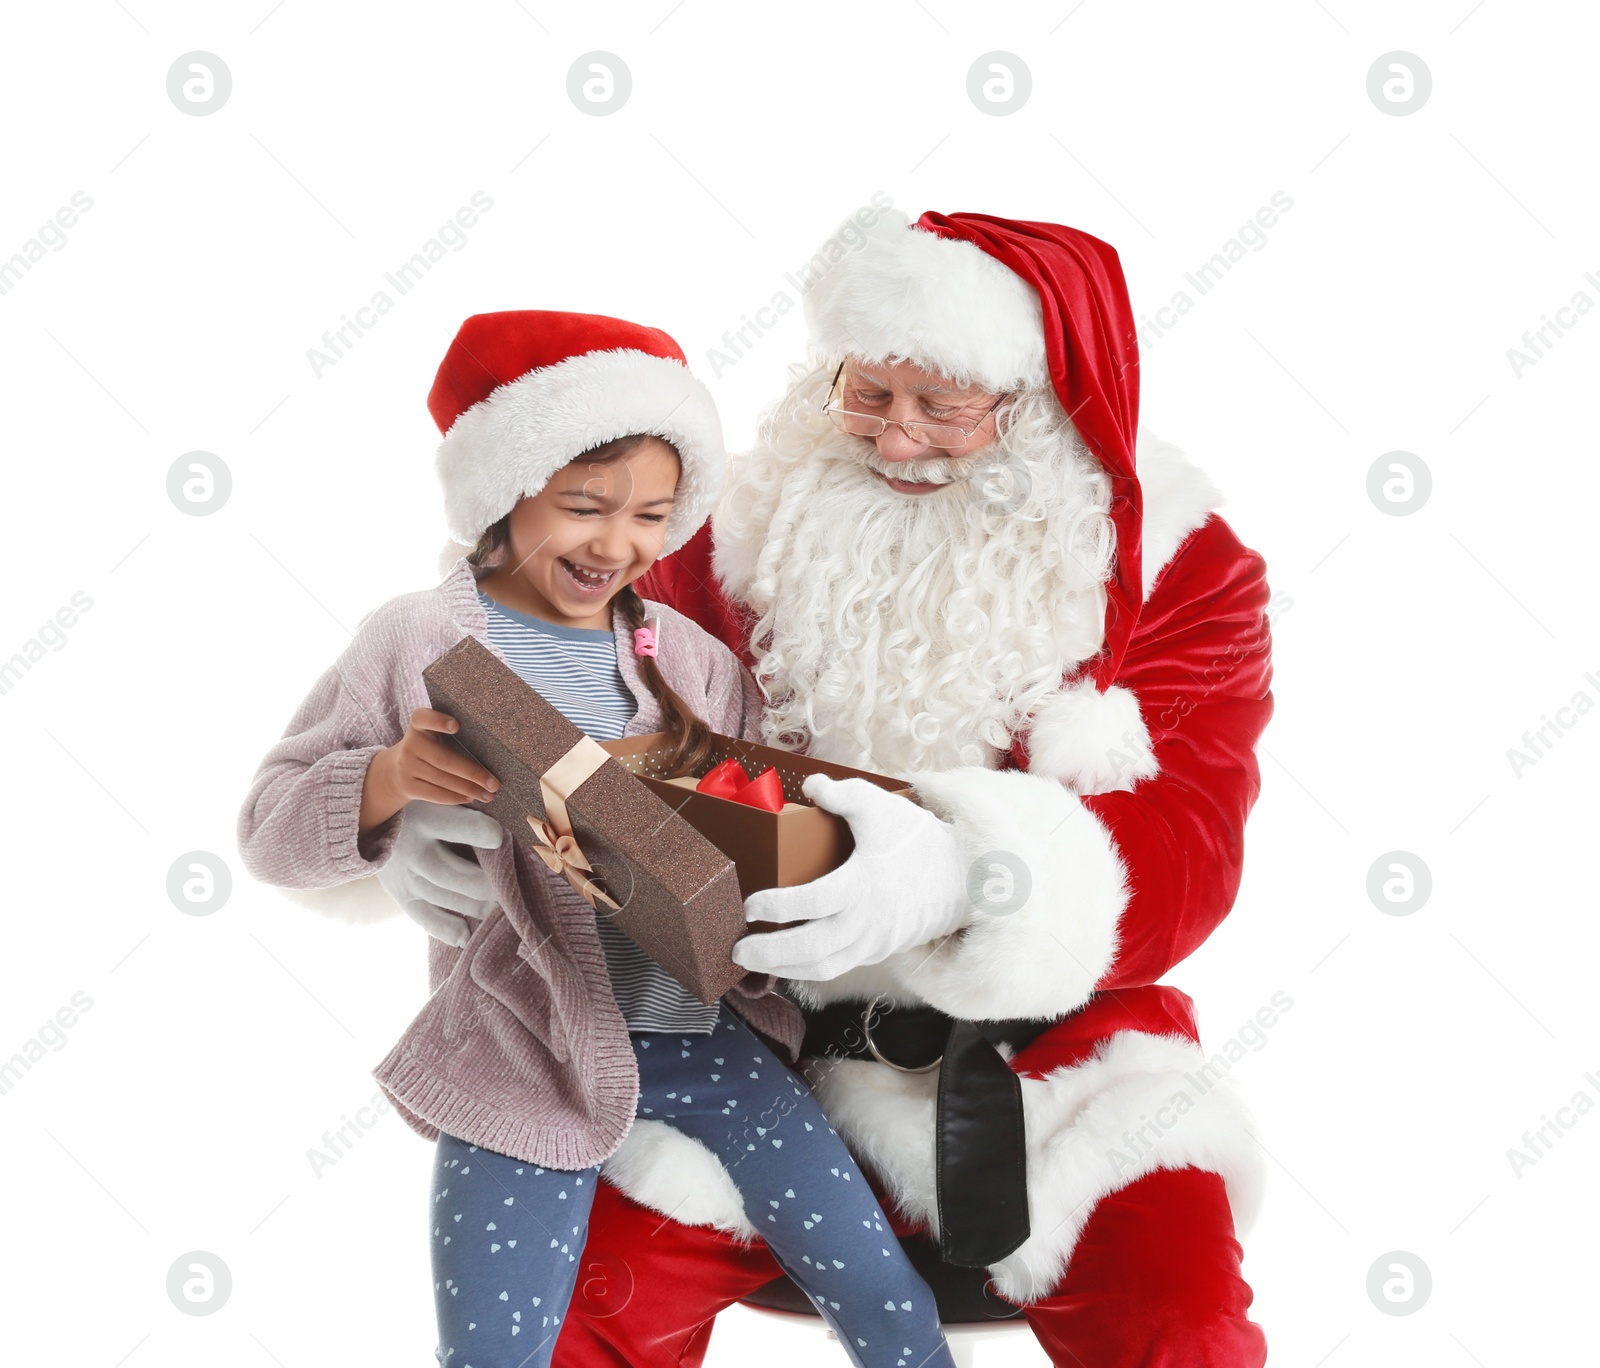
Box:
[478,590,720,1035]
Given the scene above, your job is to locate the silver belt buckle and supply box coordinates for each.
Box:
[861,994,941,1073]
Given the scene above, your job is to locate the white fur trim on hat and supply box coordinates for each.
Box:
[435,347,724,556]
[802,209,1048,392]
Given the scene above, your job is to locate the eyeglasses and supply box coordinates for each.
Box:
[821,362,1008,450]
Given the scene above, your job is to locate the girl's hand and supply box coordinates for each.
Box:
[359,708,500,834]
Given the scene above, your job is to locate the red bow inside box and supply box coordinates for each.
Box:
[694,757,786,812]
[599,733,914,901]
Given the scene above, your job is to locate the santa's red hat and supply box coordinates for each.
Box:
[802,210,1143,687]
[430,310,724,558]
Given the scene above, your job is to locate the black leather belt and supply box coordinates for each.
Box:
[801,996,1059,1268]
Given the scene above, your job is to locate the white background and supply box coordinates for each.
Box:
[2,2,1596,1365]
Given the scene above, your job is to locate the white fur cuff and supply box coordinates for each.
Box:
[888,767,1128,1020]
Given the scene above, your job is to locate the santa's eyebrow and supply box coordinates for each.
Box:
[849,367,980,399]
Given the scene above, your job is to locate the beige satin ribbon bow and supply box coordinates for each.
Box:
[527,735,620,912]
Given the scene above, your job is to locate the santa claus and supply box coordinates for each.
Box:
[374,209,1277,1366]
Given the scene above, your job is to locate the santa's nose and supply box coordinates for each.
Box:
[874,423,931,461]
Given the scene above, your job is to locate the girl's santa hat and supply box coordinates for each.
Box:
[802,209,1144,688]
[430,310,724,559]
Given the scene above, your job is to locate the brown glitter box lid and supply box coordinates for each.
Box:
[422,635,747,1004]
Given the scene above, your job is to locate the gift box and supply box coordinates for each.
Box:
[598,733,915,902]
[422,636,748,1004]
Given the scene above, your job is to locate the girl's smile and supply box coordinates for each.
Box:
[558,557,624,596]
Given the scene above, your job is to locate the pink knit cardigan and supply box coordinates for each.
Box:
[236,556,806,1170]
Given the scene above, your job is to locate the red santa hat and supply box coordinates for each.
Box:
[430,310,724,559]
[802,210,1143,688]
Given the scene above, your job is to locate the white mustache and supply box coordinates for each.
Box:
[852,443,984,487]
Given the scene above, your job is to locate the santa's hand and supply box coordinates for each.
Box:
[731,774,969,981]
[376,800,504,947]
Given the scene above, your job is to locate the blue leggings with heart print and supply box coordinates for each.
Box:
[430,1001,953,1368]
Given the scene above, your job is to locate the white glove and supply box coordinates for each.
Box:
[731,773,970,981]
[375,800,505,947]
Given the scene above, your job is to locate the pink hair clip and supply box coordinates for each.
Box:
[633,622,659,658]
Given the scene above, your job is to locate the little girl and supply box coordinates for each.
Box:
[236,311,954,1368]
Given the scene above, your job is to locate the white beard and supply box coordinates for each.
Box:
[714,369,1117,776]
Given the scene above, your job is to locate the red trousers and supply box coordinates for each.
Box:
[552,1165,1267,1367]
